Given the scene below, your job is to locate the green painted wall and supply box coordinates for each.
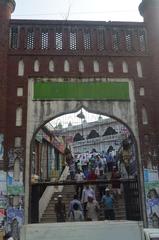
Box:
[33,82,129,101]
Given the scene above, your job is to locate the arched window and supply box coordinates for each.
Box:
[73,133,84,142]
[93,60,99,73]
[16,107,22,126]
[34,60,40,72]
[108,61,114,73]
[64,60,70,72]
[79,60,84,72]
[137,61,143,78]
[14,158,20,181]
[18,60,24,76]
[122,61,128,73]
[103,127,118,136]
[142,106,148,125]
[139,87,145,96]
[87,130,99,139]
[49,60,54,72]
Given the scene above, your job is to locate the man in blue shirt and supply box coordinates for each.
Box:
[101,188,115,220]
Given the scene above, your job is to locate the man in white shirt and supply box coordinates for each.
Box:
[75,169,85,198]
[81,185,95,219]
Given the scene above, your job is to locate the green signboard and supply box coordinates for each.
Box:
[33,82,129,101]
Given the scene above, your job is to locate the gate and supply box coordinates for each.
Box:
[123,179,141,221]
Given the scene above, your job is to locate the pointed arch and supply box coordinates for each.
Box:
[93,60,99,73]
[103,127,118,136]
[73,133,84,142]
[122,61,128,73]
[64,59,70,72]
[137,61,143,78]
[142,106,148,125]
[34,60,40,72]
[49,60,55,72]
[79,60,84,72]
[18,60,24,76]
[108,61,114,73]
[87,130,99,139]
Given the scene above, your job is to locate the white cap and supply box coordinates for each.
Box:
[88,194,93,198]
[58,195,62,198]
[105,188,110,191]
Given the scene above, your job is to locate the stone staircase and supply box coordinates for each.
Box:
[40,184,76,223]
[40,184,126,223]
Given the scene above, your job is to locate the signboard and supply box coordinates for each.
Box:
[33,82,130,101]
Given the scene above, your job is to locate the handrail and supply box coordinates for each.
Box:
[38,166,69,221]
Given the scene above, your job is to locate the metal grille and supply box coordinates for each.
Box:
[69,32,77,50]
[26,29,35,49]
[125,31,133,51]
[139,29,146,52]
[84,32,91,50]
[97,30,105,51]
[10,27,19,49]
[56,32,63,50]
[41,30,49,50]
[112,31,120,51]
[123,180,141,221]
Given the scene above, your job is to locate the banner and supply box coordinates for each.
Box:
[0,134,4,161]
[7,172,24,196]
[145,182,159,228]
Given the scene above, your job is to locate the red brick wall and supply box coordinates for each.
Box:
[0,1,159,170]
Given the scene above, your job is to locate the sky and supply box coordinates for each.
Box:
[47,109,107,129]
[12,0,143,22]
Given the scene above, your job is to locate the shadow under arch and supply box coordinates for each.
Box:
[28,106,144,224]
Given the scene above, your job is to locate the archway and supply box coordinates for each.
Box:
[24,77,146,225]
[29,108,143,224]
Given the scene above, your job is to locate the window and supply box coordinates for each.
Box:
[142,106,148,125]
[84,32,91,50]
[69,32,77,50]
[18,60,24,76]
[139,29,146,52]
[56,32,63,50]
[26,28,35,49]
[49,60,54,72]
[79,60,84,73]
[17,88,23,97]
[139,87,145,96]
[108,61,114,73]
[97,30,104,51]
[112,31,120,51]
[64,60,70,72]
[16,107,22,127]
[14,137,22,147]
[122,61,128,73]
[125,30,133,51]
[10,26,18,49]
[34,60,40,72]
[137,61,143,78]
[93,60,99,73]
[41,30,49,49]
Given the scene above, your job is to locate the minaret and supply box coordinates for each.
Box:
[139,0,159,53]
[0,0,15,19]
[0,0,15,169]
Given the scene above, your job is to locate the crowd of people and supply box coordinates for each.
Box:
[55,141,134,222]
[54,140,134,223]
[54,187,115,223]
